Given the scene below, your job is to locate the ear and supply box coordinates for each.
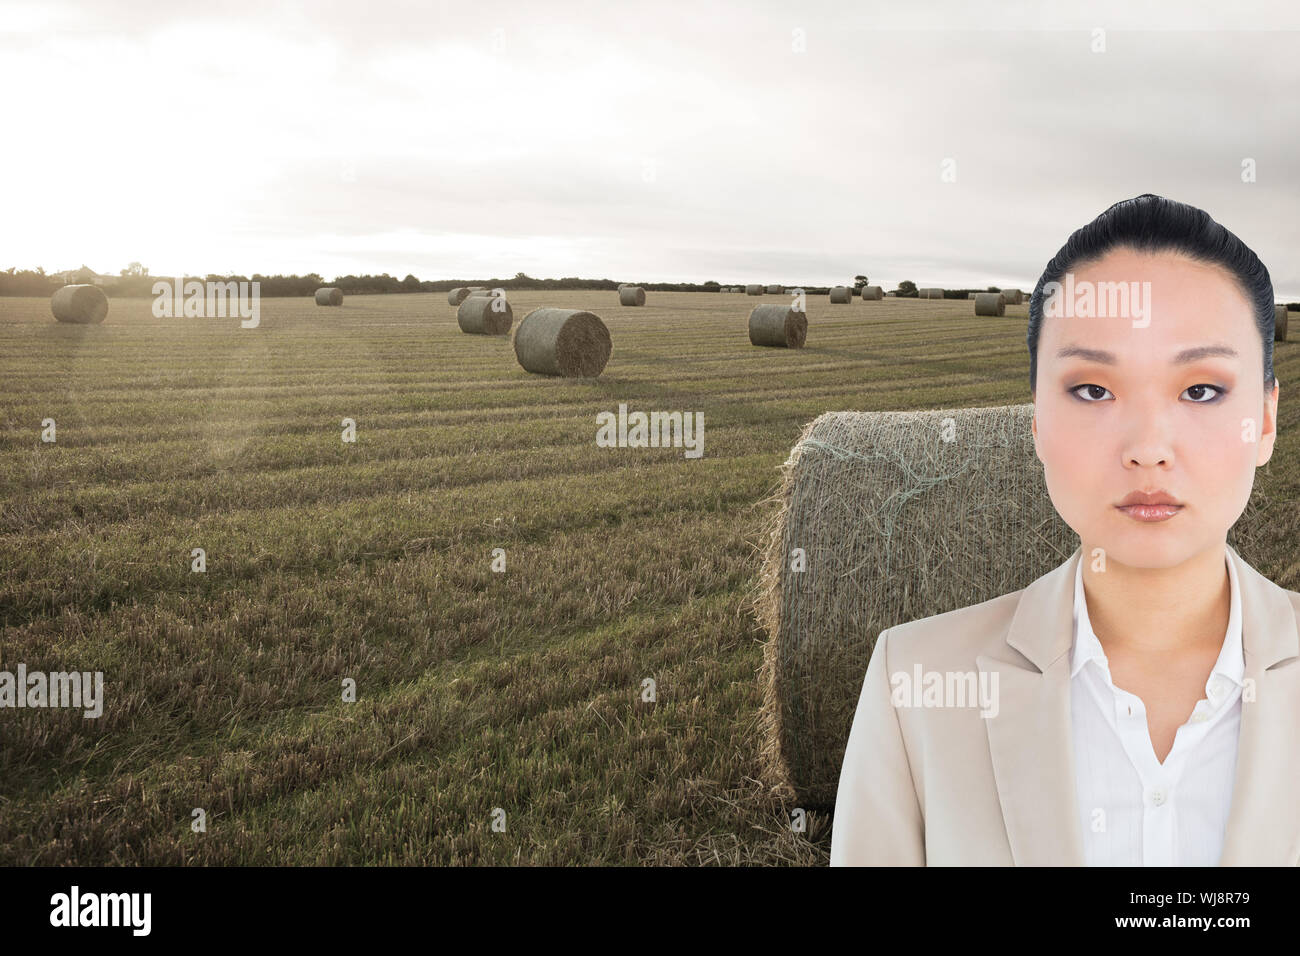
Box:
[1030,396,1044,463]
[1256,378,1280,467]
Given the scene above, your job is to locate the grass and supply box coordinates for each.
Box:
[0,290,1295,864]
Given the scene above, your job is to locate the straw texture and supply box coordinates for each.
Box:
[457,295,514,335]
[50,284,109,324]
[974,292,1006,316]
[513,308,612,377]
[748,304,807,348]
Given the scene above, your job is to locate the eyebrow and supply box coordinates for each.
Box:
[1054,344,1239,364]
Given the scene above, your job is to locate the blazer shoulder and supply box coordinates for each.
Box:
[882,587,1024,666]
[1284,586,1300,621]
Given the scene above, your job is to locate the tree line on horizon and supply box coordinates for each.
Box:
[8,267,1240,306]
[0,267,856,298]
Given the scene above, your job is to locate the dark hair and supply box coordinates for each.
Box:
[1027,193,1276,392]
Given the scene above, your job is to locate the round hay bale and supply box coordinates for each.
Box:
[457,295,513,335]
[50,284,109,324]
[756,405,1074,806]
[1001,288,1024,305]
[829,286,851,304]
[765,284,784,295]
[468,286,487,291]
[745,284,763,296]
[756,403,1271,807]
[315,288,343,306]
[918,287,945,299]
[1276,304,1289,342]
[514,308,611,377]
[974,292,1006,316]
[619,286,646,306]
[448,287,471,306]
[860,285,883,301]
[748,304,807,348]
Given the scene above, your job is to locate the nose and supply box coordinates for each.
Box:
[1122,414,1174,469]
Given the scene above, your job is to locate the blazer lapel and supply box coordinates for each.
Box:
[979,545,1086,866]
[1217,544,1300,866]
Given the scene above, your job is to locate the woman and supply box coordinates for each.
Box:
[830,194,1296,866]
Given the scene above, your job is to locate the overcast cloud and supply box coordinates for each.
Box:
[2,0,1297,295]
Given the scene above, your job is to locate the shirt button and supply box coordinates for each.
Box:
[1149,789,1166,807]
[1209,677,1230,700]
[1190,711,1208,723]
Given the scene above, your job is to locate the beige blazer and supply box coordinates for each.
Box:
[830,543,1300,865]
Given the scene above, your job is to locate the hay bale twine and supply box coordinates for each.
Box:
[974,292,1006,316]
[829,286,851,304]
[50,284,109,324]
[918,287,945,299]
[860,285,883,300]
[765,284,784,295]
[619,286,646,306]
[447,287,471,306]
[1276,304,1289,342]
[514,308,612,377]
[756,402,1272,806]
[457,294,513,335]
[315,287,343,306]
[745,284,763,296]
[1001,288,1024,305]
[749,304,807,348]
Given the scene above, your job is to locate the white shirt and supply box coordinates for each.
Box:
[1070,549,1244,866]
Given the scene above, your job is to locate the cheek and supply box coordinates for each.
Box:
[1036,400,1098,477]
[1181,400,1260,478]
[1036,412,1098,520]
[1195,420,1261,528]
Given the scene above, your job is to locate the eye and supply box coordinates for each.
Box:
[1182,384,1224,403]
[1070,384,1112,402]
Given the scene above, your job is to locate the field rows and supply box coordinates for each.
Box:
[1,291,1295,864]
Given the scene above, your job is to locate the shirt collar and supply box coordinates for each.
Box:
[1069,547,1244,685]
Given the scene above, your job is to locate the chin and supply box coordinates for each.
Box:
[1091,524,1205,571]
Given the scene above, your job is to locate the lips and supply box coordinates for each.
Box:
[1116,490,1183,522]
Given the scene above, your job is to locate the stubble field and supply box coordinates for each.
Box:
[1,290,1296,864]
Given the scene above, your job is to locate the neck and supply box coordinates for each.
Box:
[1080,540,1231,654]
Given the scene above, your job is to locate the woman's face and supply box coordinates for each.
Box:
[1032,246,1279,570]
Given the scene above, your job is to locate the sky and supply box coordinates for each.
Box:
[2,0,1298,295]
